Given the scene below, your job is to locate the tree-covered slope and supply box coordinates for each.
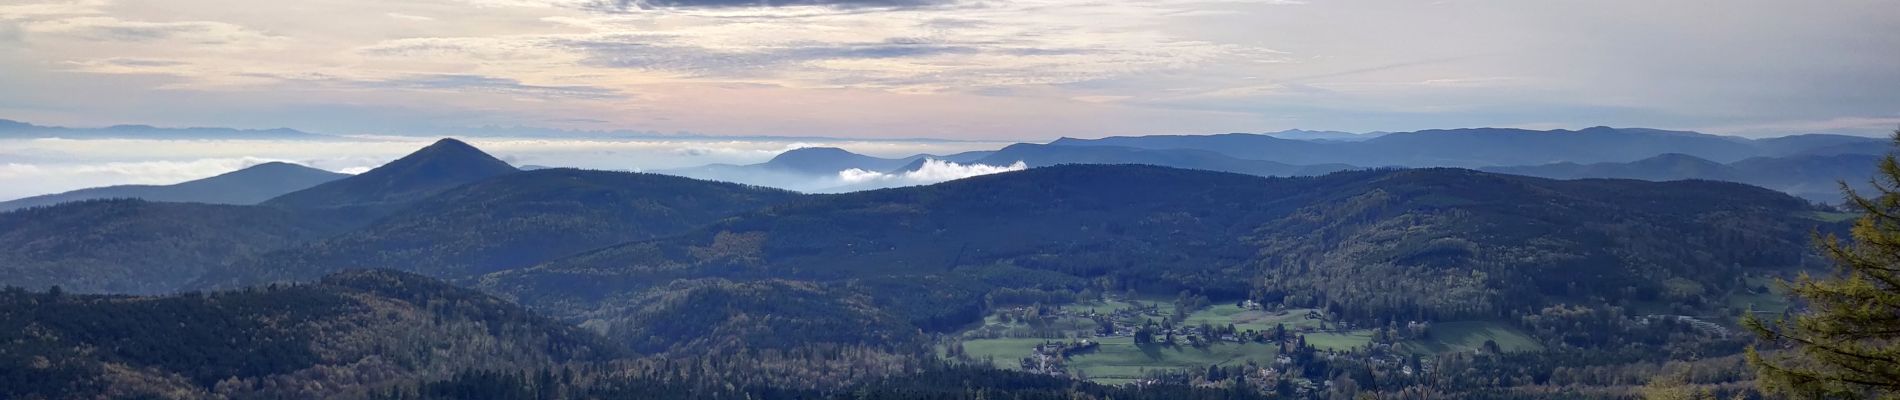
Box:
[197,169,800,289]
[601,279,922,355]
[0,269,620,399]
[483,165,1834,334]
[262,138,518,219]
[483,165,1305,310]
[0,199,352,294]
[1483,152,1881,204]
[1482,153,1739,181]
[1247,168,1826,320]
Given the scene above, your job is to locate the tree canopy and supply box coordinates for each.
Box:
[1747,128,1900,398]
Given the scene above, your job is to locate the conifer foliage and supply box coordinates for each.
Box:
[1747,128,1900,398]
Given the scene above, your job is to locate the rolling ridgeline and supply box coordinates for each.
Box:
[660,126,1887,201]
[0,135,1865,398]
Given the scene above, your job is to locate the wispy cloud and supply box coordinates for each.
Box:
[2,0,1897,138]
[22,17,282,48]
[356,74,624,100]
[386,13,437,21]
[0,0,108,19]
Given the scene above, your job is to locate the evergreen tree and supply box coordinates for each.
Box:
[1745,127,1900,398]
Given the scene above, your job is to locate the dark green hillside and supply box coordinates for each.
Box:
[601,279,922,354]
[200,168,799,289]
[485,164,1833,339]
[0,269,619,399]
[485,165,1308,312]
[1250,168,1824,320]
[263,138,518,219]
[1483,152,1881,204]
[0,199,351,294]
[1482,153,1738,181]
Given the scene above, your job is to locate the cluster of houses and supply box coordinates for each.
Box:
[1017,339,1100,375]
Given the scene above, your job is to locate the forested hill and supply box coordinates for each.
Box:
[1249,168,1826,320]
[0,269,620,400]
[196,168,802,289]
[0,199,354,294]
[1482,152,1882,204]
[483,164,1836,347]
[262,138,519,220]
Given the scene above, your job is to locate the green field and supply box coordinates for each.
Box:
[961,300,1548,383]
[958,301,1375,383]
[956,338,1050,369]
[1302,330,1373,351]
[1401,321,1542,354]
[1727,275,1792,316]
[953,334,1283,379]
[1063,336,1281,381]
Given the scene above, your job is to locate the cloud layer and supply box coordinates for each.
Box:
[0,0,1896,138]
[0,136,1003,200]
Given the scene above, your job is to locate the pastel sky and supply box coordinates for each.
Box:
[0,0,1897,139]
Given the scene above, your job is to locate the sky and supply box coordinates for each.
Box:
[2,0,1899,200]
[0,0,1896,140]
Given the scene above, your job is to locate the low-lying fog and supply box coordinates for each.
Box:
[0,136,1014,200]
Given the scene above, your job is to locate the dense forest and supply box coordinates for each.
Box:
[0,199,354,294]
[0,270,620,399]
[199,169,798,289]
[484,165,1834,337]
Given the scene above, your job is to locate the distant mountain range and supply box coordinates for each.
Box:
[1053,127,1885,167]
[0,118,331,140]
[1483,152,1882,203]
[656,147,990,191]
[5,117,1884,205]
[911,143,1354,177]
[645,128,1886,203]
[0,162,346,212]
[1260,129,1388,141]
